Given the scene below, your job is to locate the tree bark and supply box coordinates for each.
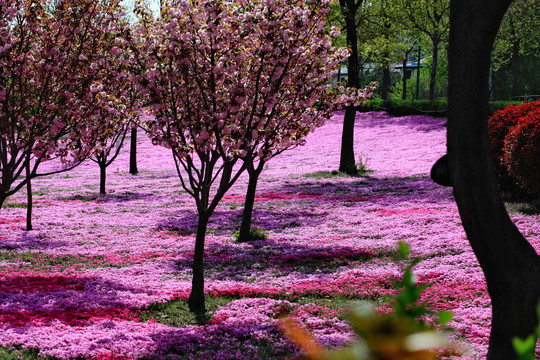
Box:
[338,0,361,175]
[188,212,210,314]
[429,38,439,101]
[129,128,138,175]
[402,57,408,100]
[99,162,107,195]
[238,165,263,243]
[26,161,32,231]
[511,40,520,99]
[448,1,540,358]
[381,59,391,106]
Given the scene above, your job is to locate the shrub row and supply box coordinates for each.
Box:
[357,98,523,118]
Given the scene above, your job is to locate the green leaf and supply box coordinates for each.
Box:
[512,334,537,359]
[398,241,410,258]
[438,311,453,325]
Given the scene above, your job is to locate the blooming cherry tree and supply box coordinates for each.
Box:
[129,0,368,313]
[0,0,133,215]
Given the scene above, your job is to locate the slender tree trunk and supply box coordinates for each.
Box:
[402,57,408,100]
[188,212,210,314]
[381,57,391,106]
[339,106,358,174]
[99,163,107,195]
[0,195,5,210]
[511,40,520,99]
[129,128,138,175]
[429,38,439,101]
[26,161,32,231]
[448,1,540,358]
[238,166,263,242]
[339,0,361,175]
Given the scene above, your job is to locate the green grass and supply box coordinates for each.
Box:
[2,202,27,209]
[139,295,236,326]
[506,201,540,215]
[304,170,373,179]
[0,347,59,360]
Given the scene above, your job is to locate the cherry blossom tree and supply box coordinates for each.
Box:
[128,0,362,313]
[0,0,133,220]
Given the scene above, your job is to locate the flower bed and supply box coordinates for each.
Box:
[1,111,538,359]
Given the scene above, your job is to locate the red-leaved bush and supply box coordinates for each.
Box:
[503,107,540,196]
[488,99,540,195]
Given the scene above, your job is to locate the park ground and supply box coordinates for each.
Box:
[1,111,539,359]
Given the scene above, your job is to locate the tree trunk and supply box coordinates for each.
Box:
[339,0,361,176]
[99,163,107,195]
[129,128,138,175]
[448,1,540,359]
[511,40,520,99]
[429,38,439,101]
[188,212,210,314]
[238,166,262,242]
[402,57,408,100]
[26,161,32,231]
[339,106,358,174]
[381,59,390,106]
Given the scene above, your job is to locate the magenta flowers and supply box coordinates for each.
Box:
[0,111,538,359]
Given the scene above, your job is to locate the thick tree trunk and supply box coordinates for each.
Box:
[448,1,540,359]
[429,38,439,101]
[188,213,210,314]
[26,162,32,231]
[339,0,361,175]
[511,40,520,99]
[99,163,107,195]
[238,166,262,243]
[0,195,5,210]
[129,128,138,175]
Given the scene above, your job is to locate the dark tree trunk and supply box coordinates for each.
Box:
[188,212,210,314]
[402,57,408,100]
[338,0,361,175]
[511,40,520,99]
[448,1,540,359]
[26,161,32,231]
[129,128,138,175]
[339,106,358,174]
[381,59,391,106]
[0,195,5,210]
[99,163,107,195]
[429,38,440,101]
[238,165,263,243]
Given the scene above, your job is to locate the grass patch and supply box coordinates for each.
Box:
[0,346,59,360]
[506,201,540,215]
[0,251,130,271]
[304,170,373,179]
[139,295,236,327]
[2,202,27,209]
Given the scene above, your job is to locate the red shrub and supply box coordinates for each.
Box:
[503,107,540,196]
[488,100,540,193]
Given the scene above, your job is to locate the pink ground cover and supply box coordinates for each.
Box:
[1,111,539,359]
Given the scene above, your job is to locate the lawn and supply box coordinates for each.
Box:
[1,110,539,359]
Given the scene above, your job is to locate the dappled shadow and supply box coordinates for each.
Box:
[155,206,330,236]
[268,175,452,207]
[0,232,68,250]
[142,322,294,360]
[0,271,147,328]
[353,111,447,132]
[59,191,160,203]
[171,238,393,282]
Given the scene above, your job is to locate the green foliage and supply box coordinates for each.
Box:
[232,226,268,242]
[0,346,59,360]
[512,302,540,360]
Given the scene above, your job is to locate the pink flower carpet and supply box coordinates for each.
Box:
[1,111,539,359]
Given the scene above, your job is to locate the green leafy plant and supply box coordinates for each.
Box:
[512,302,540,360]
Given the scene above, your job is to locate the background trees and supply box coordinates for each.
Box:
[0,0,131,218]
